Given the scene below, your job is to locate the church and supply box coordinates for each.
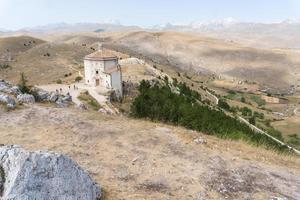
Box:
[84,47,123,98]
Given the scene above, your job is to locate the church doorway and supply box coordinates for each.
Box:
[95,79,100,86]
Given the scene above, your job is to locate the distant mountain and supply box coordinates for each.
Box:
[151,19,300,49]
[18,22,141,34]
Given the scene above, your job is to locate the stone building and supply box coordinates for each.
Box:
[84,49,123,98]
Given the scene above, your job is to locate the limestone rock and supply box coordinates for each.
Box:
[0,80,10,92]
[194,137,207,145]
[0,145,101,200]
[62,94,72,102]
[33,89,50,102]
[17,93,35,104]
[49,92,59,102]
[78,103,88,110]
[0,92,16,108]
[9,86,22,96]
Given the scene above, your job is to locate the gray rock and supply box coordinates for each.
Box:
[0,145,101,200]
[6,103,16,109]
[78,103,88,110]
[17,93,35,104]
[0,80,10,92]
[0,165,4,196]
[9,86,22,96]
[34,89,50,102]
[193,137,207,145]
[0,92,16,108]
[62,94,72,102]
[49,92,59,102]
[55,96,69,108]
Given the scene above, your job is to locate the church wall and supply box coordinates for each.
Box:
[104,60,118,71]
[111,70,123,98]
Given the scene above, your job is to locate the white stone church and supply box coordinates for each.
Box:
[84,48,123,98]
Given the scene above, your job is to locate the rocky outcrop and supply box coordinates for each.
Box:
[0,145,101,200]
[17,93,35,104]
[0,80,72,108]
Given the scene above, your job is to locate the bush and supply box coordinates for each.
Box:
[254,111,264,119]
[241,97,246,103]
[18,73,31,94]
[75,76,83,82]
[56,79,62,84]
[249,117,256,125]
[241,107,252,117]
[218,99,231,111]
[130,80,289,152]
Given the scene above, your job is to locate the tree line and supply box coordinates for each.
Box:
[130,80,289,152]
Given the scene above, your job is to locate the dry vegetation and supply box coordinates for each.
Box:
[0,104,299,200]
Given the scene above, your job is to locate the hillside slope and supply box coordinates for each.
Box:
[0,36,94,84]
[0,36,45,60]
[104,31,300,93]
[0,104,299,200]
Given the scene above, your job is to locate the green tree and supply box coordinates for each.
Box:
[249,117,256,125]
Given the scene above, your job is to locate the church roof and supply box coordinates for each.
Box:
[84,50,118,61]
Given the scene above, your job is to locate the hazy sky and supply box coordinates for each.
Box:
[0,0,299,30]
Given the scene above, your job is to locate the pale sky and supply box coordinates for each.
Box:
[0,0,299,30]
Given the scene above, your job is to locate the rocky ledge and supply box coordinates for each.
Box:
[0,80,72,109]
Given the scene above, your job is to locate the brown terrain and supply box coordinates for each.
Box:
[103,31,300,93]
[0,104,299,200]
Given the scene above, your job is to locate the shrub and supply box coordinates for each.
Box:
[218,99,231,111]
[254,111,264,119]
[249,117,256,125]
[241,107,252,117]
[56,79,62,84]
[75,76,83,82]
[18,73,31,94]
[241,97,246,103]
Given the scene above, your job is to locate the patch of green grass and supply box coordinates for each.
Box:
[251,95,266,107]
[287,134,300,149]
[78,91,101,111]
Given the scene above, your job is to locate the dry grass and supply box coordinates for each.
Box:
[0,104,299,200]
[104,31,300,92]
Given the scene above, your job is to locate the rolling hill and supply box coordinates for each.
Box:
[104,31,300,93]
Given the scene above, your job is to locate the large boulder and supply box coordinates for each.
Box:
[0,145,101,200]
[17,93,35,104]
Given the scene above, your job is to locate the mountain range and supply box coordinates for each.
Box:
[1,19,300,49]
